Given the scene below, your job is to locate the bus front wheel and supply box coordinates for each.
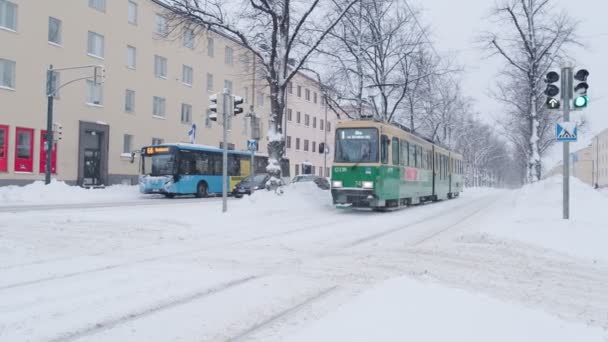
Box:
[196,182,208,198]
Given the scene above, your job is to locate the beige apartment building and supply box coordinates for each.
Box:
[591,128,608,188]
[0,0,336,186]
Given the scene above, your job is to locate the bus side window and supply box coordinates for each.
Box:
[381,135,389,164]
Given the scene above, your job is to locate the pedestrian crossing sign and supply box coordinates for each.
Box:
[556,123,577,142]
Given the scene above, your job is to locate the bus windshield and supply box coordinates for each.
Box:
[335,128,379,163]
[142,153,176,176]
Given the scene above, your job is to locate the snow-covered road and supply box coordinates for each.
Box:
[1,179,607,341]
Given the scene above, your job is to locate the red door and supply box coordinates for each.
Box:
[14,127,34,173]
[0,125,7,172]
[39,130,57,174]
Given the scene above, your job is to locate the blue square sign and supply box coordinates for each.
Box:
[556,123,577,142]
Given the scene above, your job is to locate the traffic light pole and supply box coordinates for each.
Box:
[561,66,573,220]
[222,90,229,213]
[45,66,54,185]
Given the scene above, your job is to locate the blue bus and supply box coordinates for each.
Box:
[139,143,289,198]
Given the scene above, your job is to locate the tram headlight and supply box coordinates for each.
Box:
[361,181,374,189]
[332,180,343,188]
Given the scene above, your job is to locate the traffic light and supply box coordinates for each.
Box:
[208,94,218,121]
[233,95,244,115]
[544,71,560,110]
[52,122,63,142]
[573,69,589,110]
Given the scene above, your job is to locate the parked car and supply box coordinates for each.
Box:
[292,174,330,190]
[233,174,270,198]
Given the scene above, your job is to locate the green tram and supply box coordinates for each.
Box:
[331,120,464,210]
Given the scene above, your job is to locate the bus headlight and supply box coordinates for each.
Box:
[362,181,374,189]
[332,180,343,188]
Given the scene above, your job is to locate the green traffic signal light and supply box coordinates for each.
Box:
[574,95,588,108]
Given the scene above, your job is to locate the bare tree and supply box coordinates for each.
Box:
[318,0,434,123]
[163,0,358,186]
[482,0,578,182]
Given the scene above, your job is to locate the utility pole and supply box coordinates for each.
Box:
[561,65,572,220]
[45,65,55,185]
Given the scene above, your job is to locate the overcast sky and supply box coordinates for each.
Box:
[416,0,607,165]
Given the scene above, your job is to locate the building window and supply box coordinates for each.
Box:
[153,96,166,118]
[225,46,233,65]
[224,80,233,93]
[128,1,138,25]
[126,45,136,69]
[182,65,193,86]
[206,73,214,92]
[152,137,163,145]
[86,80,103,105]
[313,117,317,128]
[295,138,300,150]
[87,31,104,58]
[313,92,318,104]
[207,37,214,57]
[304,139,309,151]
[312,141,316,153]
[123,134,133,153]
[297,85,302,97]
[320,119,324,131]
[183,29,194,49]
[305,114,310,126]
[154,55,167,79]
[287,109,292,121]
[305,88,310,101]
[155,14,167,36]
[15,127,33,173]
[327,121,331,132]
[181,103,192,123]
[48,17,62,45]
[0,0,17,31]
[295,164,300,175]
[257,92,264,107]
[286,136,291,149]
[288,82,293,94]
[125,89,135,113]
[296,111,301,124]
[88,0,105,12]
[0,58,16,89]
[326,167,330,177]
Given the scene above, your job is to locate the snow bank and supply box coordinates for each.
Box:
[479,176,608,261]
[289,277,607,342]
[0,180,144,206]
[232,182,332,213]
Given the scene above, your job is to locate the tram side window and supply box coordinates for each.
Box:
[400,140,408,166]
[409,143,417,167]
[381,135,389,164]
[417,146,423,169]
[392,137,399,165]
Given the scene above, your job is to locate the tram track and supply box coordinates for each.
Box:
[342,194,500,249]
[47,275,258,342]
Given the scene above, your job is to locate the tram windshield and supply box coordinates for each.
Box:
[335,128,379,163]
